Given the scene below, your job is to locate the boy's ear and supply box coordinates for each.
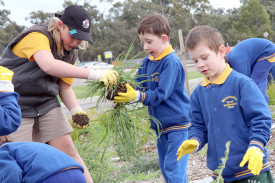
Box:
[161,34,169,43]
[219,45,226,57]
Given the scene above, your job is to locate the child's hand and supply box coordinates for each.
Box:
[177,139,199,161]
[70,106,89,129]
[240,147,263,175]
[0,66,14,92]
[114,83,138,103]
[99,70,119,86]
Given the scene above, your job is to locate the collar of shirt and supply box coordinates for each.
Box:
[201,64,232,86]
[148,44,173,61]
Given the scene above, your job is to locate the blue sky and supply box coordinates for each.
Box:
[1,0,241,27]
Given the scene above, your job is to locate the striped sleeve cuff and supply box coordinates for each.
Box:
[249,140,264,151]
[138,92,146,103]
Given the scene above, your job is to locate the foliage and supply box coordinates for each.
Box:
[84,42,159,161]
[231,0,273,41]
[211,141,231,183]
[25,11,54,25]
[1,0,275,57]
[267,81,275,105]
[0,1,25,53]
[72,119,161,183]
[259,0,275,41]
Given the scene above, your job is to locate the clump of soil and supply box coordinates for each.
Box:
[72,113,89,126]
[106,82,135,100]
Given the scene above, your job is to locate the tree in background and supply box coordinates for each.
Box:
[259,0,275,41]
[230,0,273,42]
[1,0,275,60]
[25,11,54,25]
[0,0,24,54]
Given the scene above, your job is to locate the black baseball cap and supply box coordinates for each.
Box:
[55,5,93,43]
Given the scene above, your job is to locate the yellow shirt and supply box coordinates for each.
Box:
[12,32,75,85]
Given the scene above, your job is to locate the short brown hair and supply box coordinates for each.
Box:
[137,13,170,38]
[185,25,224,53]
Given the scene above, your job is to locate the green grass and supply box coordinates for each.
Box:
[70,108,162,183]
[267,82,275,106]
[187,70,203,80]
[58,85,97,102]
[73,85,90,99]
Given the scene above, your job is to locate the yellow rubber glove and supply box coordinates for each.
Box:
[0,66,14,92]
[70,106,89,129]
[114,83,138,103]
[0,66,14,82]
[239,147,263,175]
[99,70,119,86]
[177,139,199,161]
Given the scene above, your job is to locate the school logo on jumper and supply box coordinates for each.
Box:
[151,72,159,82]
[221,96,237,109]
[82,19,89,29]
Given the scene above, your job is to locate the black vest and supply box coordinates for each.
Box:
[0,22,78,117]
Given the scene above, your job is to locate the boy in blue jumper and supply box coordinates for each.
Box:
[0,136,86,183]
[114,13,190,183]
[0,66,86,183]
[0,66,21,135]
[177,25,274,183]
[226,38,275,102]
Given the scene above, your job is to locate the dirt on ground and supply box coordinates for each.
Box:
[188,130,275,182]
[137,130,275,183]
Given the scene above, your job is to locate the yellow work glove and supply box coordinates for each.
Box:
[177,139,199,161]
[0,66,14,92]
[239,147,264,175]
[70,106,89,129]
[99,70,119,86]
[114,83,138,103]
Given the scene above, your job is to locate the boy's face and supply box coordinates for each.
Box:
[139,33,168,59]
[188,41,226,82]
[58,21,82,51]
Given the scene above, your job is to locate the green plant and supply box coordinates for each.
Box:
[84,42,159,161]
[267,82,275,105]
[211,140,231,183]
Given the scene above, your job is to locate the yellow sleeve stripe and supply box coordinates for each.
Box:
[250,140,264,148]
[161,123,191,133]
[140,93,146,103]
[212,162,270,178]
[257,52,275,62]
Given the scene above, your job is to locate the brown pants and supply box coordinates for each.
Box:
[9,107,73,143]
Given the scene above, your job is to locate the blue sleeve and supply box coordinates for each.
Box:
[188,90,208,150]
[250,60,274,102]
[0,92,21,135]
[0,146,23,182]
[240,79,272,151]
[139,61,184,107]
